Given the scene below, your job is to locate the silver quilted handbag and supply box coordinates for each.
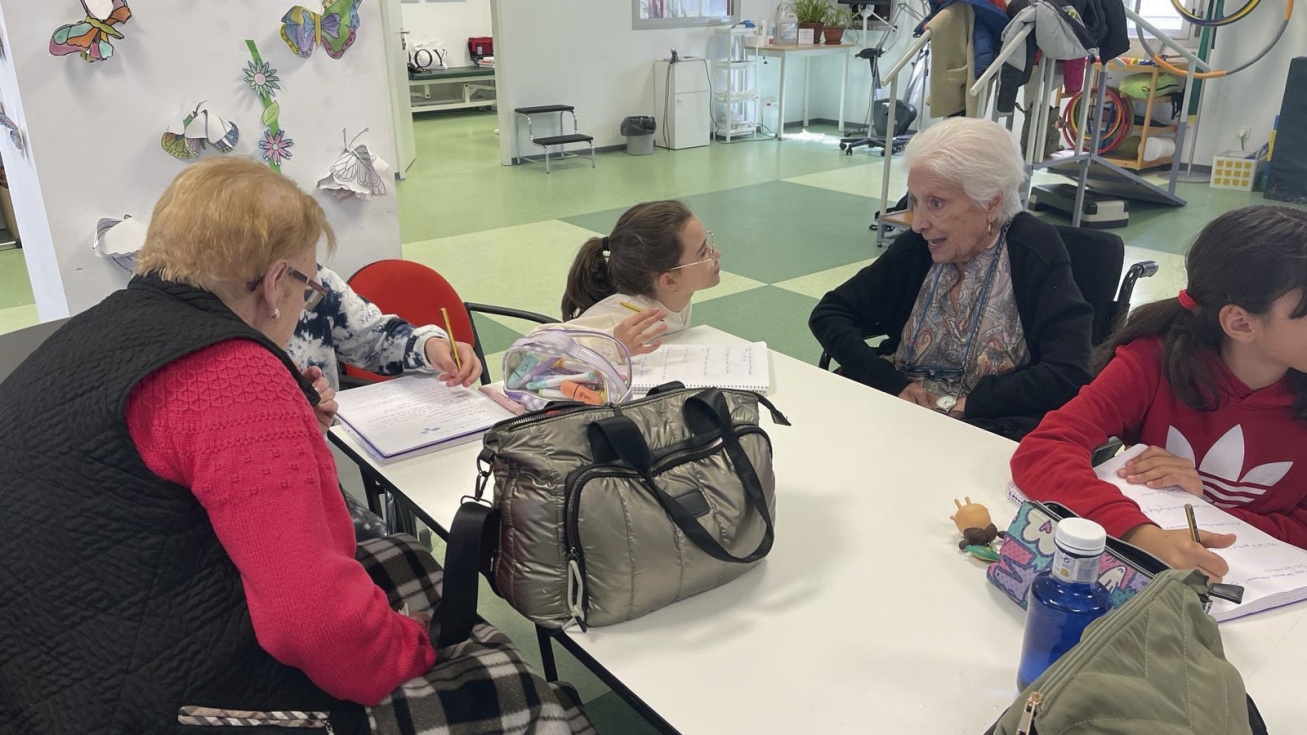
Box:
[449,386,788,632]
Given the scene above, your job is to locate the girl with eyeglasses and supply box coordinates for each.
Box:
[560,200,721,356]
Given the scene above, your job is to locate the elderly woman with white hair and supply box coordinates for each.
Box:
[809,117,1093,439]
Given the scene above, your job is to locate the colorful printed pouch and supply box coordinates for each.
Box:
[987,499,1168,610]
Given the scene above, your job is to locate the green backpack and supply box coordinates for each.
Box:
[987,570,1268,735]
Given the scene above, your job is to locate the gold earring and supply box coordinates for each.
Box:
[987,220,994,236]
[273,308,281,320]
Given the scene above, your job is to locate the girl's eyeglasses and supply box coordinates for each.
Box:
[667,231,719,271]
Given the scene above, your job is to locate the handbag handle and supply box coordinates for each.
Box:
[586,388,775,564]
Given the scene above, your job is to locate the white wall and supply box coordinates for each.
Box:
[492,0,774,164]
[401,0,493,67]
[1193,19,1307,165]
[0,1,401,320]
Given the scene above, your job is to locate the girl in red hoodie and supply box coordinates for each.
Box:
[1012,205,1307,580]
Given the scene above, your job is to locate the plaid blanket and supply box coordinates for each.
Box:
[357,535,596,735]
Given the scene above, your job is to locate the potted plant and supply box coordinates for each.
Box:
[791,0,829,44]
[824,6,852,45]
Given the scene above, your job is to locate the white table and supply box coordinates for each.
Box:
[330,326,1307,733]
[750,44,851,140]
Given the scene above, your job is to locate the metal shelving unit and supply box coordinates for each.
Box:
[712,27,760,142]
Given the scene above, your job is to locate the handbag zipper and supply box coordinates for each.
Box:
[490,389,778,437]
[560,427,770,628]
[1015,692,1042,735]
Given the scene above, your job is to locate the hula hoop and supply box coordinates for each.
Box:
[1062,88,1133,154]
[1141,0,1294,78]
[1170,0,1263,25]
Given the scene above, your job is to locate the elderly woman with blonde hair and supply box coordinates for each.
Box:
[810,117,1094,439]
[0,158,590,735]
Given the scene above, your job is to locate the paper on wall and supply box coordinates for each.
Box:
[317,128,390,201]
[93,215,147,272]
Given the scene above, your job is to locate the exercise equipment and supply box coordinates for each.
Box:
[1030,184,1130,229]
[1138,0,1295,79]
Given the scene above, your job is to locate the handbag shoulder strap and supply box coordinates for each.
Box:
[434,501,498,649]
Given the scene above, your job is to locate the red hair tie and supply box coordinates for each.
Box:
[1177,289,1197,311]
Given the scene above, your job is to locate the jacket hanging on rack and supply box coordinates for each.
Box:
[925,3,980,118]
[996,0,1098,113]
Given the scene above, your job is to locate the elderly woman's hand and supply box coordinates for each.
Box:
[303,366,337,435]
[898,382,935,409]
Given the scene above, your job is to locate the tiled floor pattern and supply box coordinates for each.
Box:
[3,111,1288,732]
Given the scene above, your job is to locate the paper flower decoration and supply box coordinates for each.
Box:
[244,40,290,174]
[244,59,281,98]
[161,104,240,160]
[259,129,295,167]
[317,128,390,201]
[50,0,132,63]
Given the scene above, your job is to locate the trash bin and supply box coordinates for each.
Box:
[621,116,657,156]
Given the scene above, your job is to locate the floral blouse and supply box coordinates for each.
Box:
[891,236,1029,399]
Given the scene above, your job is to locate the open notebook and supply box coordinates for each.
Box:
[1012,444,1307,621]
[630,342,770,393]
[334,376,515,459]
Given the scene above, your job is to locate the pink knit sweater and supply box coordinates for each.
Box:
[125,339,437,706]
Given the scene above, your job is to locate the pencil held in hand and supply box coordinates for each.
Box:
[1184,503,1201,544]
[440,307,463,373]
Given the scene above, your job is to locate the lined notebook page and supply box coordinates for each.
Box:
[334,376,515,459]
[630,342,770,393]
[1014,444,1307,621]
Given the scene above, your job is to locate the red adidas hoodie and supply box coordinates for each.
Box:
[1012,337,1307,549]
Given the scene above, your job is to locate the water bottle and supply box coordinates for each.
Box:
[1016,517,1114,690]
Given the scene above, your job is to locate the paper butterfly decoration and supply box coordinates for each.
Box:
[93,215,147,272]
[160,104,240,160]
[281,0,363,60]
[50,0,132,63]
[0,106,24,154]
[317,129,390,201]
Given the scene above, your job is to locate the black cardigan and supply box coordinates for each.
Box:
[809,212,1093,424]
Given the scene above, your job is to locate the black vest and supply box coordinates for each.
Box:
[0,275,366,734]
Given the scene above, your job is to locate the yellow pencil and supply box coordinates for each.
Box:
[440,307,463,372]
[1184,504,1201,544]
[619,301,643,313]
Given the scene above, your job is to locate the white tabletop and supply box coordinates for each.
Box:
[331,326,1307,733]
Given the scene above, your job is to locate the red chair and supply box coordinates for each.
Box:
[342,259,554,386]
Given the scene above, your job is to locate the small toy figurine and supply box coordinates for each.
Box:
[951,496,1006,562]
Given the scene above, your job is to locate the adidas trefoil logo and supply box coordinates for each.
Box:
[1166,425,1292,508]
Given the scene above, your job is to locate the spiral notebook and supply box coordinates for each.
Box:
[334,376,515,459]
[1010,445,1307,621]
[630,342,770,393]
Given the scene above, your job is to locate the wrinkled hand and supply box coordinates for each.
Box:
[1124,524,1236,583]
[426,339,482,387]
[303,366,337,435]
[898,382,934,409]
[1119,446,1203,496]
[614,308,668,356]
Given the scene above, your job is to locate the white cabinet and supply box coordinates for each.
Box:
[653,60,711,150]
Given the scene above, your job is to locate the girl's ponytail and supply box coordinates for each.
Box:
[561,237,613,320]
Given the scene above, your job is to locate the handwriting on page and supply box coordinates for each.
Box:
[334,376,515,458]
[1096,445,1307,620]
[631,342,769,391]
